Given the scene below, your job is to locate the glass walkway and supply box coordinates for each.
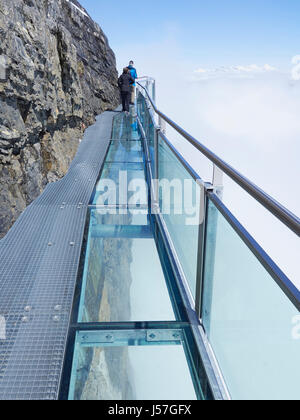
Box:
[64,112,210,401]
[0,78,299,401]
[60,81,300,400]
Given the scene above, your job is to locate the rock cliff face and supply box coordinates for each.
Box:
[0,0,120,238]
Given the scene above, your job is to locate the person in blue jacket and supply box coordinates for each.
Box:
[128,61,138,104]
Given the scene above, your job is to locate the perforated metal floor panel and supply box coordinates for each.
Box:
[0,111,117,400]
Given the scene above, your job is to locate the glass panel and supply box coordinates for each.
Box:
[111,113,141,141]
[202,199,300,400]
[158,136,201,299]
[137,92,146,127]
[106,140,143,163]
[68,329,198,400]
[138,99,155,175]
[78,209,176,323]
[146,108,155,176]
[91,162,148,206]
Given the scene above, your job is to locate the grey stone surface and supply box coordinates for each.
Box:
[0,0,120,238]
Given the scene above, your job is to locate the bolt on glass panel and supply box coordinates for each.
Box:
[202,198,300,400]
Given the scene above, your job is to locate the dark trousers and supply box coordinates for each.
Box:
[121,91,131,112]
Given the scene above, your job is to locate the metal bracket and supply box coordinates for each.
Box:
[213,165,224,198]
[146,329,182,342]
[197,181,213,225]
[158,116,167,135]
[79,332,114,344]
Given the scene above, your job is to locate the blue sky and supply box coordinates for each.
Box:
[80,0,300,70]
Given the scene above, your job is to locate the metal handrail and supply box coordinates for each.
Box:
[137,81,300,237]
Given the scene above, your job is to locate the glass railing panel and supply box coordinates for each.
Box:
[158,136,201,300]
[68,328,201,400]
[106,140,144,163]
[78,208,176,323]
[146,108,155,176]
[137,92,146,127]
[202,198,300,400]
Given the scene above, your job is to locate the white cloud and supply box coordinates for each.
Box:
[194,77,300,146]
[168,68,300,287]
[263,64,277,72]
[194,68,207,74]
[193,63,278,80]
[291,55,300,81]
[291,55,300,64]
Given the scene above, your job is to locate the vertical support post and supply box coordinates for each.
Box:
[140,90,145,127]
[195,183,210,317]
[158,115,167,135]
[213,164,224,199]
[145,104,150,139]
[155,128,159,181]
[136,89,140,120]
[152,127,160,212]
[146,79,150,95]
[152,79,156,103]
[198,170,223,330]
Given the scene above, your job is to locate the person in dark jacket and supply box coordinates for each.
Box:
[118,68,134,114]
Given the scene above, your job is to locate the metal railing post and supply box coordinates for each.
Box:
[152,79,156,103]
[213,164,224,199]
[152,127,160,211]
[146,79,150,96]
[158,115,167,135]
[195,168,223,320]
[195,183,211,318]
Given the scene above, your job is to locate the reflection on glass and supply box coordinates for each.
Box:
[78,210,175,323]
[202,199,300,400]
[91,162,148,206]
[111,113,141,141]
[144,107,155,175]
[68,329,198,401]
[106,140,143,163]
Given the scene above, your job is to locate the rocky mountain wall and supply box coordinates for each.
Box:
[0,0,120,237]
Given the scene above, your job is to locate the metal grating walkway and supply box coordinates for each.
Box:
[0,111,116,400]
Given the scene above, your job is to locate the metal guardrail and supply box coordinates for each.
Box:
[137,81,300,237]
